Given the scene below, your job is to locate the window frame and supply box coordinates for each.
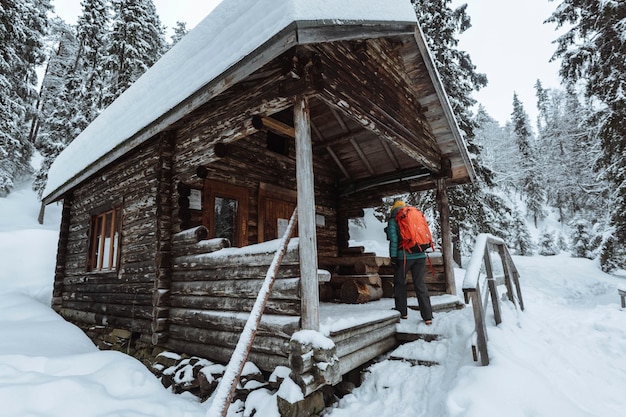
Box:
[88,206,121,272]
[202,179,249,247]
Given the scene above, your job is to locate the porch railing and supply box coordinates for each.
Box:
[462,234,524,366]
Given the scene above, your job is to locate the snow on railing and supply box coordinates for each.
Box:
[462,233,524,366]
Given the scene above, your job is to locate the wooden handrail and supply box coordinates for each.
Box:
[462,234,524,366]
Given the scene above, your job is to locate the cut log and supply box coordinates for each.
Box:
[171,226,208,246]
[381,276,394,298]
[318,283,337,302]
[336,262,379,275]
[339,281,383,304]
[339,246,364,255]
[171,237,230,257]
[318,255,390,270]
[330,273,381,287]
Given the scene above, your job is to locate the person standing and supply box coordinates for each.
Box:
[386,201,433,325]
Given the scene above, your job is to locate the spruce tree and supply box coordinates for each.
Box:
[169,21,189,47]
[0,0,51,195]
[104,0,166,106]
[538,229,559,256]
[33,0,110,196]
[570,218,593,259]
[547,0,626,272]
[534,85,603,222]
[511,93,545,226]
[407,1,527,263]
[32,18,80,196]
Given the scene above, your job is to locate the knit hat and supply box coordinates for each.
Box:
[391,201,406,211]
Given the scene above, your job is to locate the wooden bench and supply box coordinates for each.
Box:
[619,289,626,308]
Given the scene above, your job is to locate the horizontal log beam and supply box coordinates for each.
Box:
[168,308,300,338]
[164,338,288,373]
[169,295,301,316]
[171,264,302,281]
[170,278,301,300]
[168,324,290,357]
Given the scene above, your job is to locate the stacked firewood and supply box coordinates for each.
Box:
[318,247,389,304]
[319,249,447,303]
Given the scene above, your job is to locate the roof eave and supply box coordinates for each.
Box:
[42,20,465,204]
[411,26,476,184]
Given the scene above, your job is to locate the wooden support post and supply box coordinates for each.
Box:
[294,95,320,331]
[503,248,525,311]
[497,245,516,304]
[483,245,501,325]
[436,178,456,295]
[468,290,489,366]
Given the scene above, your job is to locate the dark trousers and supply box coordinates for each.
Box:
[393,257,433,320]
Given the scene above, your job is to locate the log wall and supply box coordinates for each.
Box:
[165,233,303,371]
[57,136,165,335]
[172,130,339,257]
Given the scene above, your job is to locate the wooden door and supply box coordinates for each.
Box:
[258,183,297,242]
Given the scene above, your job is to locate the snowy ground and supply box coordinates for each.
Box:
[1,181,625,417]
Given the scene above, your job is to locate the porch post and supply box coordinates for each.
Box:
[294,95,320,330]
[437,178,456,295]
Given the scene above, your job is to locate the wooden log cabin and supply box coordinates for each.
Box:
[41,0,474,395]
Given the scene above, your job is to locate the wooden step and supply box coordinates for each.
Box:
[388,356,439,367]
[396,331,440,343]
[387,336,446,367]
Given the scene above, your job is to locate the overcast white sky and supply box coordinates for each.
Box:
[51,0,563,129]
[451,0,565,128]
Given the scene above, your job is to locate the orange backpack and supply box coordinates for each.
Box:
[395,206,434,253]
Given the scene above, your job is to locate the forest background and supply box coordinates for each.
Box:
[1,0,625,274]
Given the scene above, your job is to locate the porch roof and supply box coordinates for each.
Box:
[42,0,473,205]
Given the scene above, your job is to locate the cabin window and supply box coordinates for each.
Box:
[266,131,290,156]
[203,180,248,247]
[214,196,238,244]
[89,207,120,271]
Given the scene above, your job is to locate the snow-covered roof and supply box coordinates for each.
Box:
[42,0,419,203]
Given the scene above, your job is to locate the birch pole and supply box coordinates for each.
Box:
[206,208,298,417]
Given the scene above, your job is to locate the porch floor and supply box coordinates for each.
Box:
[317,294,464,375]
[318,294,464,336]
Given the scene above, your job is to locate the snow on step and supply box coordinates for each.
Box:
[388,338,448,366]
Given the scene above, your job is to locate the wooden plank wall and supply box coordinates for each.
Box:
[58,138,164,335]
[172,130,339,257]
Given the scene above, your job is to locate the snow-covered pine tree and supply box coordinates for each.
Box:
[75,0,111,120]
[511,92,546,227]
[473,106,518,192]
[547,0,626,272]
[103,0,166,106]
[33,0,111,197]
[0,0,51,196]
[169,21,189,48]
[32,18,80,196]
[534,83,604,223]
[512,212,533,256]
[569,218,594,259]
[538,229,559,256]
[409,0,527,263]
